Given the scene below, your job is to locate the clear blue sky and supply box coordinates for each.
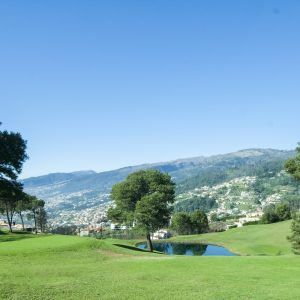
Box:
[1,0,299,178]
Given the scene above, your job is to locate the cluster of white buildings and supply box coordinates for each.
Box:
[234,210,264,227]
[177,176,283,226]
[261,193,282,207]
[78,225,105,237]
[49,206,108,228]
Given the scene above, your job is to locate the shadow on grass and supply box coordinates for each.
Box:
[0,231,36,243]
[113,243,161,254]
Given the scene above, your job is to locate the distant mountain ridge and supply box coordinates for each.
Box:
[21,148,296,226]
[23,170,97,188]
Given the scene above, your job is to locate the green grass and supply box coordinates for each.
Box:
[171,220,293,256]
[0,230,38,243]
[0,221,300,299]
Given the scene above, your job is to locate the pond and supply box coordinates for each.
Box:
[137,242,236,256]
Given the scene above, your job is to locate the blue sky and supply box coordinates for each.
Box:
[1,0,300,178]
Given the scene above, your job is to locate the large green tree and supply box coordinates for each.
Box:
[27,196,46,234]
[285,143,300,180]
[288,213,300,255]
[275,203,291,221]
[285,144,300,254]
[107,170,175,252]
[135,192,172,251]
[36,206,47,233]
[171,212,193,235]
[16,193,32,230]
[0,123,28,231]
[0,180,23,232]
[190,210,209,234]
[0,124,28,180]
[171,210,209,235]
[261,205,279,224]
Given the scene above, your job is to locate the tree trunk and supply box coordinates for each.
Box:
[10,210,14,231]
[5,204,12,232]
[146,233,153,252]
[39,217,43,233]
[33,211,37,234]
[19,212,25,231]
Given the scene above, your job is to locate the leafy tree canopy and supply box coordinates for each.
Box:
[109,169,175,224]
[0,125,28,180]
[135,192,172,233]
[171,210,209,235]
[285,144,300,180]
[171,212,193,235]
[285,144,300,254]
[190,210,209,234]
[0,179,24,231]
[288,213,300,255]
[108,169,175,251]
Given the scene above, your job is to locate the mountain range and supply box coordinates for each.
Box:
[22,148,298,227]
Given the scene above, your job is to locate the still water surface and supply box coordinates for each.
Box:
[137,242,236,256]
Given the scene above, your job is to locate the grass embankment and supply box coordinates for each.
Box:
[1,221,300,299]
[171,220,292,256]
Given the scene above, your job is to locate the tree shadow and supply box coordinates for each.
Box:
[113,243,158,253]
[0,231,35,242]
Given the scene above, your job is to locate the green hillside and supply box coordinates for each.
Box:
[175,159,300,215]
[1,221,300,299]
[21,148,296,227]
[171,220,292,256]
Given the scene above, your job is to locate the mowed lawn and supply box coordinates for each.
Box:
[171,220,293,256]
[0,221,300,300]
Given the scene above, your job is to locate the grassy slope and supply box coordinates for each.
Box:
[0,222,300,299]
[171,220,292,256]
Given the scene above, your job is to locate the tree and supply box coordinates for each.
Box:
[275,203,291,221]
[107,206,123,224]
[0,124,28,231]
[36,206,47,233]
[210,212,218,222]
[285,144,300,254]
[171,210,209,235]
[261,203,291,224]
[261,205,279,224]
[27,197,45,234]
[190,210,209,234]
[171,212,193,235]
[0,180,23,232]
[108,170,175,252]
[16,193,31,230]
[288,213,300,254]
[285,144,300,180]
[0,126,28,180]
[135,193,172,251]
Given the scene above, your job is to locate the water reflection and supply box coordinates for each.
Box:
[137,242,236,256]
